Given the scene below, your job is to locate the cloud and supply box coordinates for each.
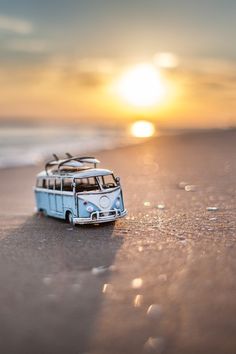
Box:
[6,39,48,53]
[153,52,179,69]
[76,58,115,74]
[46,57,116,88]
[0,14,32,34]
[75,58,115,87]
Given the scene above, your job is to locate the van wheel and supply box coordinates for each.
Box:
[67,211,74,225]
[39,209,47,217]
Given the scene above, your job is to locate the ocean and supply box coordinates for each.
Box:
[0,122,133,169]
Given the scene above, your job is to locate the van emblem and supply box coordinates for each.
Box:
[99,196,110,209]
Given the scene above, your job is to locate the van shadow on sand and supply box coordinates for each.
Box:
[0,214,123,354]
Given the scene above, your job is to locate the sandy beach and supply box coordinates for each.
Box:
[0,130,236,354]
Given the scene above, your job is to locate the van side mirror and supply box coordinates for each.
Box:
[115,176,120,185]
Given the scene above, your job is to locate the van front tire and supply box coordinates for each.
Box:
[66,211,74,225]
[38,209,47,217]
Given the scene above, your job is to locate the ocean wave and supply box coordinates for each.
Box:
[0,124,131,169]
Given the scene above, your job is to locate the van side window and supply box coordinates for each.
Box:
[48,179,54,190]
[62,178,73,192]
[37,178,47,188]
[37,179,43,188]
[55,179,61,191]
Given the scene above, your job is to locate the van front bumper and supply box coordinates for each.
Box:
[73,209,127,225]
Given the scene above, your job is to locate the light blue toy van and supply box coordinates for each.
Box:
[34,154,127,225]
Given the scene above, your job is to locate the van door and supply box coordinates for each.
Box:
[55,178,63,214]
[62,178,76,216]
[48,178,56,213]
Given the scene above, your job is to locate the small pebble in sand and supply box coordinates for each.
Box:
[185,184,197,192]
[133,294,143,308]
[156,204,165,210]
[179,239,188,246]
[138,246,143,252]
[177,236,185,241]
[42,276,52,286]
[178,181,188,189]
[147,304,162,320]
[144,336,165,353]
[131,278,143,289]
[102,283,113,294]
[91,266,109,276]
[144,201,151,207]
[92,264,116,276]
[206,206,219,211]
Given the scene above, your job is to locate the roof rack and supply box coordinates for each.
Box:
[45,154,100,175]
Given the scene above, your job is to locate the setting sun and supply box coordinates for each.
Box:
[117,63,166,108]
[130,120,156,138]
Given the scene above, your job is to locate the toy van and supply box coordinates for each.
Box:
[34,154,127,225]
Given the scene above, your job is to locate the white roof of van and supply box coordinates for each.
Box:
[37,168,112,178]
[73,168,112,178]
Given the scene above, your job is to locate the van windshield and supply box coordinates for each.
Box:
[97,174,117,189]
[75,177,100,193]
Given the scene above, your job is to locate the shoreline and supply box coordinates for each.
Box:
[1,127,235,170]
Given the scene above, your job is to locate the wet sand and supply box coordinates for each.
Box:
[0,130,236,354]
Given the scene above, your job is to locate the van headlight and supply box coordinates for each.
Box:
[115,200,121,208]
[86,205,94,213]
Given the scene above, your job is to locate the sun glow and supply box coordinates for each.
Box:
[117,63,166,108]
[153,52,179,69]
[130,120,156,138]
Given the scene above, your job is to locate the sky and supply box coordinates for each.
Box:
[0,0,236,128]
